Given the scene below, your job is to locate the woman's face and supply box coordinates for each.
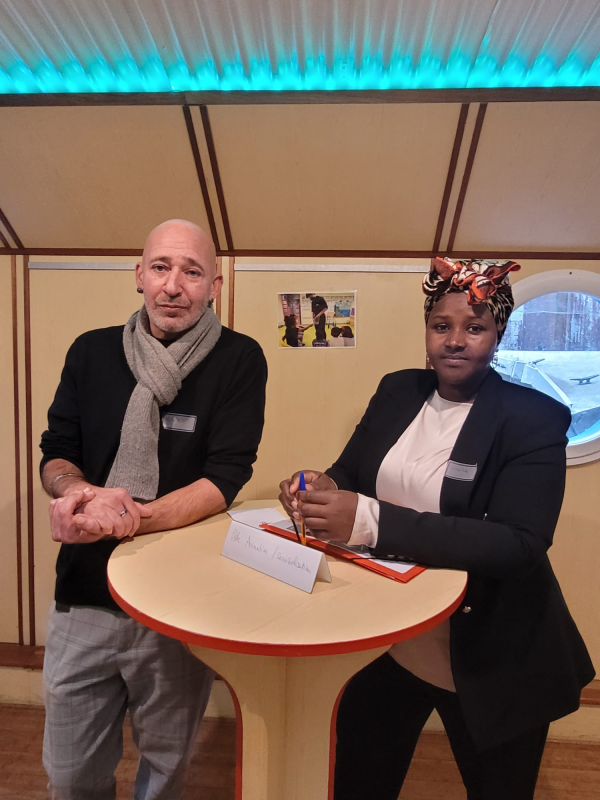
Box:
[425,292,498,391]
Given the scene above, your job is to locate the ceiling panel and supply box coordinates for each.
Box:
[454,102,600,251]
[1,0,600,94]
[208,103,460,250]
[0,105,209,248]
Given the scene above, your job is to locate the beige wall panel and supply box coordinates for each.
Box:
[514,259,600,281]
[234,269,426,501]
[0,107,209,249]
[29,268,142,644]
[0,667,43,705]
[454,102,600,251]
[551,462,600,672]
[208,104,460,250]
[0,256,19,642]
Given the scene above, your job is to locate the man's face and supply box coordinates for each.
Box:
[135,222,222,340]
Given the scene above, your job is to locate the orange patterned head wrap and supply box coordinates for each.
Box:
[423,257,521,341]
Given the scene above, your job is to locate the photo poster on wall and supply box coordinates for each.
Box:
[278,292,356,349]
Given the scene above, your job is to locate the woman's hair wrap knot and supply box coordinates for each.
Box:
[423,257,521,342]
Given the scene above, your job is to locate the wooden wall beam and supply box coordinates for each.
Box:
[432,104,469,253]
[0,642,44,669]
[11,256,24,646]
[1,87,599,107]
[3,247,600,260]
[228,258,235,330]
[219,249,600,260]
[200,105,234,251]
[447,104,488,252]
[0,248,143,256]
[581,681,600,707]
[0,208,23,249]
[182,105,220,249]
[215,256,222,321]
[22,257,35,646]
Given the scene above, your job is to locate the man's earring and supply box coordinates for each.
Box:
[492,351,499,368]
[426,354,431,364]
[137,287,143,294]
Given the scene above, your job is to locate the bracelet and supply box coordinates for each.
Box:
[49,472,81,490]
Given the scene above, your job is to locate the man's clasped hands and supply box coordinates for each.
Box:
[278,470,359,544]
[49,484,152,545]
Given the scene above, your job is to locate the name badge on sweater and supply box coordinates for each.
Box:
[445,460,477,482]
[162,413,197,433]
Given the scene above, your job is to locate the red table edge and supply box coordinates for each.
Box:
[108,576,467,657]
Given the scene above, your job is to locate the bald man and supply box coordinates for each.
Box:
[40,220,267,800]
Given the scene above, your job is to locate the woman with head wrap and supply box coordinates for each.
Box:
[279,258,593,800]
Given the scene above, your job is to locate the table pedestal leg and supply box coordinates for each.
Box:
[188,645,389,800]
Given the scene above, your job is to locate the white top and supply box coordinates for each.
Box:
[348,391,473,691]
[328,337,345,347]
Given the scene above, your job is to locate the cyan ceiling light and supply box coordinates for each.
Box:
[1,0,599,94]
[1,52,599,93]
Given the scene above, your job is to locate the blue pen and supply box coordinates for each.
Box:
[299,472,307,545]
[299,471,306,491]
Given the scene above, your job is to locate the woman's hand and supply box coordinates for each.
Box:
[278,470,336,518]
[296,490,358,543]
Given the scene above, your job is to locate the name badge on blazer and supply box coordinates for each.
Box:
[445,460,477,482]
[162,413,197,433]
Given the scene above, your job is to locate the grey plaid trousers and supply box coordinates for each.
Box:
[43,603,214,800]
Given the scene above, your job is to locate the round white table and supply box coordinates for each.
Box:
[108,500,467,800]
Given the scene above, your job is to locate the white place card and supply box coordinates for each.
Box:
[221,521,332,593]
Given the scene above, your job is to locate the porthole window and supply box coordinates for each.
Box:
[495,270,600,465]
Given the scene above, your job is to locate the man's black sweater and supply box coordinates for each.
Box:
[40,324,267,610]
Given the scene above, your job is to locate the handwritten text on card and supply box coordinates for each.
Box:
[222,521,332,593]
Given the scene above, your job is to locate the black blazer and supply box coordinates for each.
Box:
[327,368,594,750]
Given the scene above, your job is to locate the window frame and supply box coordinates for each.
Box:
[505,269,600,466]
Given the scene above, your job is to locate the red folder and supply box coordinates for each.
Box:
[260,523,426,583]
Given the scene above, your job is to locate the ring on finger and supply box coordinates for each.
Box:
[119,508,128,518]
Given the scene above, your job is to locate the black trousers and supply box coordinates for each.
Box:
[315,315,326,336]
[334,654,549,800]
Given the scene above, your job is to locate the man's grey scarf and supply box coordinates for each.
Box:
[105,305,222,502]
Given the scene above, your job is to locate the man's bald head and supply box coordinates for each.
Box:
[142,219,216,274]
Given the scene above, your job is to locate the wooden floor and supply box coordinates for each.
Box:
[1,704,599,799]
